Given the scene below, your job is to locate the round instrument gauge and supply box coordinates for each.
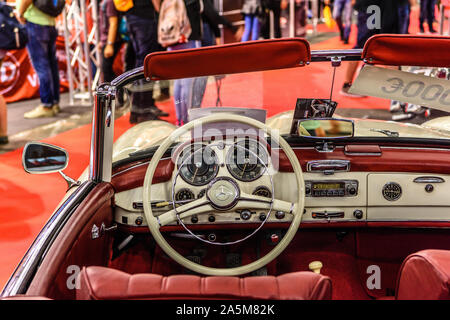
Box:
[175,188,195,202]
[252,186,272,198]
[178,144,219,186]
[226,138,268,182]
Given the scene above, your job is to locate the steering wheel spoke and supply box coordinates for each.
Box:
[157,197,212,227]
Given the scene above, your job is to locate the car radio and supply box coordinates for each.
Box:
[305,180,358,197]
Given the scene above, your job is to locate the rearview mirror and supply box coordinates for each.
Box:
[297,118,354,139]
[22,142,68,174]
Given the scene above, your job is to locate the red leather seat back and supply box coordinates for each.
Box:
[396,250,450,300]
[77,266,332,300]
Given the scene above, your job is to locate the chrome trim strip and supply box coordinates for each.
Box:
[380,146,450,151]
[310,49,362,62]
[110,67,144,87]
[344,152,382,156]
[413,176,445,183]
[1,181,96,297]
[306,160,350,172]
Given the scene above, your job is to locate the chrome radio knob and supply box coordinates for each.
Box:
[240,210,252,220]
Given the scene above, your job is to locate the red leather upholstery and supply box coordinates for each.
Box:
[396,250,450,300]
[77,266,332,300]
[143,38,310,80]
[362,34,450,67]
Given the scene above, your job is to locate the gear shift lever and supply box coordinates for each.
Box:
[308,261,323,274]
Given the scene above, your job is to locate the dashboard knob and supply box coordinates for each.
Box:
[259,213,266,221]
[135,216,143,226]
[275,211,285,219]
[208,215,216,223]
[348,186,357,195]
[240,210,251,220]
[191,215,198,224]
[353,210,363,220]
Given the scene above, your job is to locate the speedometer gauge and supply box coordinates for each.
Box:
[178,144,219,186]
[226,138,268,182]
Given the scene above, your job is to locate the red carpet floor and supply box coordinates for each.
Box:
[0,6,440,289]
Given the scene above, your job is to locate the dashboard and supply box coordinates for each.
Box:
[112,142,450,230]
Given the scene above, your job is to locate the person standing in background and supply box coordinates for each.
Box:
[0,49,7,144]
[261,0,282,39]
[340,0,380,97]
[100,0,122,82]
[241,0,263,41]
[332,0,353,44]
[191,0,237,109]
[398,0,415,34]
[419,0,437,33]
[164,0,203,126]
[17,0,61,119]
[340,0,401,97]
[124,0,168,123]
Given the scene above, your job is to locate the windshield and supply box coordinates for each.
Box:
[114,61,450,163]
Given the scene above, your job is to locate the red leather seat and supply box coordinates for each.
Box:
[77,266,332,300]
[396,250,450,300]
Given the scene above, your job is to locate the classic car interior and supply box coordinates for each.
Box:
[6,36,450,300]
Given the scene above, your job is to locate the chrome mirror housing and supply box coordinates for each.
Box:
[22,142,69,174]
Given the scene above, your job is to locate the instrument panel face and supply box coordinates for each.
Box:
[226,138,269,182]
[177,144,219,186]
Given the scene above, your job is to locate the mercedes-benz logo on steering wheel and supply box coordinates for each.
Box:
[207,177,240,210]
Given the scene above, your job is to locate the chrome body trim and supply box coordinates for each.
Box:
[90,84,115,182]
[310,49,362,62]
[1,181,96,297]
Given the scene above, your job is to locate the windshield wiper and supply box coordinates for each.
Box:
[370,129,399,137]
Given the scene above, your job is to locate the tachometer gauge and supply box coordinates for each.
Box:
[178,144,219,186]
[226,138,268,182]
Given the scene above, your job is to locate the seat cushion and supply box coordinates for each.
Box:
[396,250,450,300]
[77,266,332,300]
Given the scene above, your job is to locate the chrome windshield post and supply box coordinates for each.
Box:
[90,83,116,183]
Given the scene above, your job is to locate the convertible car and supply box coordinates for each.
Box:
[3,35,450,300]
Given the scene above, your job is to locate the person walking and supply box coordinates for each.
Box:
[332,0,353,44]
[17,0,61,118]
[123,0,168,123]
[340,0,401,97]
[241,0,263,41]
[0,49,7,144]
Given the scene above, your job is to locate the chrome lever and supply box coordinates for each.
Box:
[413,176,445,183]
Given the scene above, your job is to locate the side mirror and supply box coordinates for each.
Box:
[297,118,355,139]
[22,142,68,174]
[22,142,79,189]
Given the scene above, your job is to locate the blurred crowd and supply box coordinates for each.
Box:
[0,0,445,143]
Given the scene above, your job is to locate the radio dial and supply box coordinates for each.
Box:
[348,186,357,195]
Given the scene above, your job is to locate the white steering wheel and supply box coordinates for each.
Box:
[143,114,305,276]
